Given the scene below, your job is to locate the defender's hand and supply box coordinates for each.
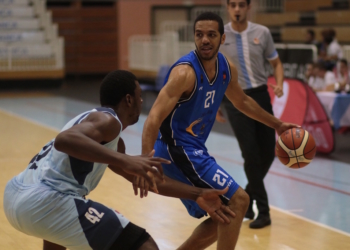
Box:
[196,187,236,224]
[133,171,160,198]
[124,150,169,189]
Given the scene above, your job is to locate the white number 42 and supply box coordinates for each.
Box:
[85,207,105,224]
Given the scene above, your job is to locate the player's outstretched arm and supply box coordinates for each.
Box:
[225,63,299,135]
[109,163,235,224]
[54,112,169,187]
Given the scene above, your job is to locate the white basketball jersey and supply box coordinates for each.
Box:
[16,107,121,197]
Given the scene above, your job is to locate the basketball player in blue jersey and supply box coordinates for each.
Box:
[3,70,236,250]
[140,12,298,249]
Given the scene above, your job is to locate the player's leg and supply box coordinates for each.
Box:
[177,218,218,250]
[179,187,249,250]
[167,146,249,249]
[43,240,66,250]
[217,187,249,249]
[136,237,159,250]
[154,140,219,249]
[4,178,155,250]
[109,222,158,250]
[73,199,157,250]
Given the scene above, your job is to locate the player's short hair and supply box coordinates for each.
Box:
[194,12,224,36]
[227,0,251,5]
[100,70,137,107]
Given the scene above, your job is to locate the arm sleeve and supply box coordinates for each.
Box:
[264,29,278,61]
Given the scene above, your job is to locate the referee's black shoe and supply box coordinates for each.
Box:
[244,209,255,220]
[249,215,271,229]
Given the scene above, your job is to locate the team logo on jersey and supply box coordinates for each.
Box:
[193,149,204,157]
[199,86,203,91]
[186,119,202,137]
[253,38,260,44]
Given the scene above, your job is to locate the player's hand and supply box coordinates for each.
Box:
[215,107,227,123]
[124,150,169,190]
[196,187,236,224]
[276,122,301,136]
[133,171,161,198]
[268,83,284,98]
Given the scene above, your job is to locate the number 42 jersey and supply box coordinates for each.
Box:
[159,50,231,149]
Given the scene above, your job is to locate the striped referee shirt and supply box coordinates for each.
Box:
[220,21,278,90]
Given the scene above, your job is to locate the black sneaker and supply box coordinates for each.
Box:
[249,215,271,229]
[245,210,255,220]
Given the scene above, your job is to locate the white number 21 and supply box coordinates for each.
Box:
[212,169,228,186]
[204,90,215,108]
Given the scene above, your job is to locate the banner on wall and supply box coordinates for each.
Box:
[268,77,334,154]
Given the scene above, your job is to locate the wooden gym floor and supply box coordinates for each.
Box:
[0,93,349,249]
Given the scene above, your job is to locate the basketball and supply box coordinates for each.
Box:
[275,128,316,169]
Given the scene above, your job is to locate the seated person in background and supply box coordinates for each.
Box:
[318,29,343,71]
[305,62,316,83]
[305,29,318,46]
[327,29,343,63]
[334,59,350,92]
[309,62,338,92]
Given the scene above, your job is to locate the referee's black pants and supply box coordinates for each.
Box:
[223,85,275,216]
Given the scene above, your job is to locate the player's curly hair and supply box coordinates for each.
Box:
[100,70,137,107]
[227,0,251,5]
[194,12,224,36]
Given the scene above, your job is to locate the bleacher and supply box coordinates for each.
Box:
[128,0,350,81]
[128,7,221,80]
[255,0,350,59]
[0,0,64,81]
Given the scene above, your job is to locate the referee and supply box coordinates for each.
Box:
[219,0,284,229]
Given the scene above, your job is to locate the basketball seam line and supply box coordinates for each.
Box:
[291,129,300,168]
[277,139,315,159]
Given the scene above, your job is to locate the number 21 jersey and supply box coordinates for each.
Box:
[159,50,231,149]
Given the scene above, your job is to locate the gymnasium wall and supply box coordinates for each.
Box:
[117,0,223,70]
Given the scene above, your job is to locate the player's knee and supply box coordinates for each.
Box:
[137,236,159,250]
[229,188,250,213]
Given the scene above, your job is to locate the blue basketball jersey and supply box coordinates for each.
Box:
[16,107,121,197]
[158,50,231,149]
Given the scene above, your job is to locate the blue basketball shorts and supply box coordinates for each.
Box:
[3,177,146,250]
[154,139,240,218]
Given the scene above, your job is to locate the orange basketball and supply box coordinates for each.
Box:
[275,128,316,169]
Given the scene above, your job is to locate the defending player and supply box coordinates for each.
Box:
[140,12,298,249]
[4,70,235,250]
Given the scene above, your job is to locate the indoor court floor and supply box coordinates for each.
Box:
[0,93,350,249]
